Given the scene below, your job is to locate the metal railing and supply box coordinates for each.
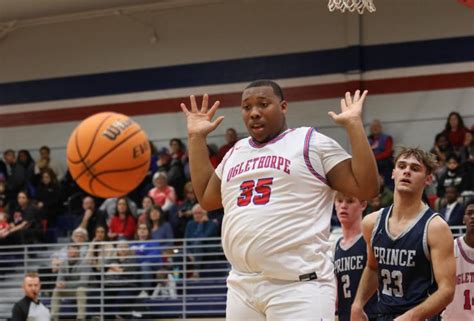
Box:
[0,226,467,321]
[0,238,229,321]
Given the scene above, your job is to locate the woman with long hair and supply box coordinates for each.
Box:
[108,197,137,240]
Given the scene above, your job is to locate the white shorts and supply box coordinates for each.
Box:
[226,270,336,321]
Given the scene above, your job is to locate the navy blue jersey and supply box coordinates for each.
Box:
[371,205,438,316]
[335,234,379,321]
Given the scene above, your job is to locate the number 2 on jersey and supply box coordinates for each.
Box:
[237,178,274,206]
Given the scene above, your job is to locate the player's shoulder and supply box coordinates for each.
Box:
[362,209,382,228]
[426,214,454,246]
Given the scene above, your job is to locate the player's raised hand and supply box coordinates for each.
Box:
[180,94,224,137]
[328,90,368,127]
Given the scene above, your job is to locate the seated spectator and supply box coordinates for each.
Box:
[366,174,394,214]
[0,180,7,211]
[85,225,114,289]
[3,149,24,202]
[430,132,453,176]
[104,241,140,319]
[0,211,10,240]
[36,168,62,228]
[7,191,42,244]
[459,129,474,164]
[137,195,154,222]
[146,205,174,241]
[130,223,162,297]
[442,111,469,152]
[185,204,219,278]
[108,197,137,241]
[368,119,394,189]
[34,145,65,182]
[437,154,467,198]
[439,185,465,226]
[217,127,238,163]
[51,244,90,321]
[77,196,107,241]
[148,172,177,212]
[175,181,198,238]
[99,196,138,221]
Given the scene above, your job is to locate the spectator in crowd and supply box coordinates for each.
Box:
[85,225,114,292]
[167,138,187,200]
[439,185,465,226]
[207,144,220,168]
[430,132,453,175]
[17,150,35,189]
[442,198,474,321]
[3,149,26,202]
[368,119,394,189]
[437,153,467,197]
[148,172,177,213]
[185,204,219,278]
[216,127,238,163]
[365,174,394,214]
[99,196,137,221]
[34,146,65,182]
[51,244,90,321]
[146,205,174,241]
[77,196,107,241]
[442,111,469,151]
[137,195,154,222]
[0,180,8,212]
[11,272,51,321]
[131,223,162,297]
[0,211,10,240]
[7,191,42,244]
[36,168,61,228]
[459,129,474,164]
[108,197,137,240]
[104,241,140,319]
[175,182,198,238]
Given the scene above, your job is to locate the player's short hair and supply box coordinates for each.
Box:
[465,198,474,212]
[245,80,285,101]
[24,272,39,279]
[394,146,437,175]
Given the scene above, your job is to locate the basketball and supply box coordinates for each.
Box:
[66,112,151,198]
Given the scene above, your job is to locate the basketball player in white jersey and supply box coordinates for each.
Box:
[180,80,379,320]
[442,198,474,321]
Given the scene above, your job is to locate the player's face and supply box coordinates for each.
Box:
[23,277,40,301]
[392,155,431,194]
[464,204,474,233]
[241,86,288,143]
[335,194,365,225]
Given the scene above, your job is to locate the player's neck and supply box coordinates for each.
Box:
[392,194,425,220]
[464,233,474,248]
[341,222,362,243]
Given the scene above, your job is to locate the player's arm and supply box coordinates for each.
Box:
[394,216,455,321]
[181,94,224,210]
[327,91,378,200]
[351,211,379,321]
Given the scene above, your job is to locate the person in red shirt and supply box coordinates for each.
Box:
[368,119,394,189]
[216,128,238,164]
[148,172,177,212]
[443,111,469,151]
[108,197,137,240]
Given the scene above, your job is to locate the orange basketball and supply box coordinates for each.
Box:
[66,112,150,198]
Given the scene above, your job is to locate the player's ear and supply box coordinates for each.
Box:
[424,173,433,186]
[280,100,288,114]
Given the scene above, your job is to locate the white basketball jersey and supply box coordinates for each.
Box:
[442,236,474,321]
[215,127,351,281]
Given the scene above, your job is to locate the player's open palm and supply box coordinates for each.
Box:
[328,90,368,127]
[180,94,224,137]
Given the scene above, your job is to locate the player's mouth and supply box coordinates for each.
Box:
[250,123,265,133]
[400,178,411,184]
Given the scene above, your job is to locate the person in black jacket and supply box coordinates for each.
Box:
[11,272,50,321]
[36,168,62,228]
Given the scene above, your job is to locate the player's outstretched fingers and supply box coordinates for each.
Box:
[201,94,209,113]
[345,91,353,106]
[190,95,198,112]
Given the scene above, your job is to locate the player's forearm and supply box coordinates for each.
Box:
[345,119,378,199]
[353,266,378,309]
[407,285,455,320]
[187,134,216,203]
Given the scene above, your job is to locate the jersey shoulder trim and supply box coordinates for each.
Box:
[303,127,328,185]
[457,237,474,264]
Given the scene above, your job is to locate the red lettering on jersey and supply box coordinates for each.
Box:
[244,159,252,172]
[284,159,291,174]
[277,156,284,170]
[257,157,265,169]
[270,156,277,169]
[263,156,271,168]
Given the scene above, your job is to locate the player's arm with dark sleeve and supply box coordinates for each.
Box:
[351,211,379,321]
[395,216,456,321]
[11,301,27,321]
